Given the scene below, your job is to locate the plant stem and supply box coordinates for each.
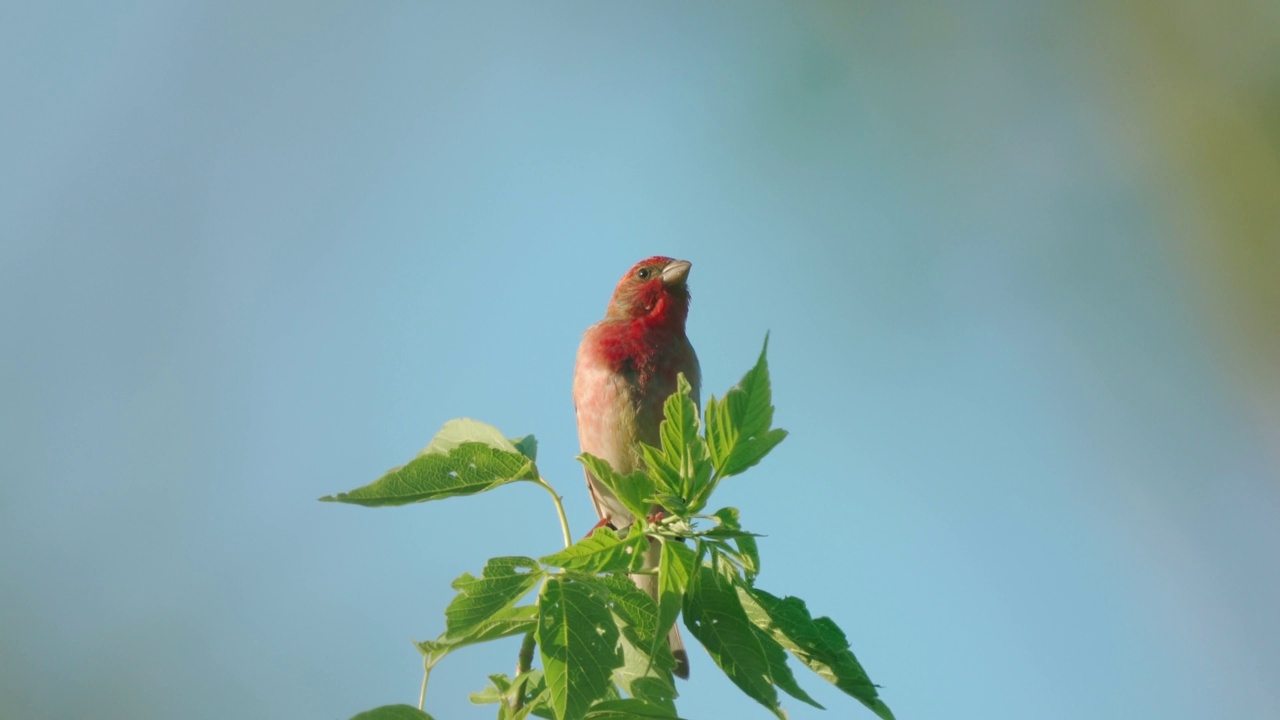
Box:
[418,657,431,711]
[511,631,538,713]
[534,476,572,549]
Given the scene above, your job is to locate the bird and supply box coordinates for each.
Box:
[573,256,700,680]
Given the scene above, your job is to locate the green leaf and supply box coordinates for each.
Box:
[513,670,549,716]
[654,541,695,662]
[594,574,660,649]
[649,490,690,518]
[420,418,522,455]
[591,573,678,714]
[661,374,712,502]
[512,435,539,462]
[468,673,511,705]
[473,666,547,712]
[615,627,678,713]
[449,604,540,646]
[414,637,449,665]
[705,508,760,582]
[349,705,436,720]
[735,533,760,582]
[682,563,783,719]
[540,527,647,574]
[445,557,543,638]
[641,374,712,512]
[639,444,682,499]
[584,698,686,719]
[740,588,895,720]
[417,606,538,670]
[321,420,538,506]
[704,335,788,479]
[752,623,823,709]
[579,453,656,521]
[538,576,623,720]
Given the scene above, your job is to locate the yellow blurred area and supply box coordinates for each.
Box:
[1097,0,1280,441]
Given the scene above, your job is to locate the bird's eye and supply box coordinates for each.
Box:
[636,267,651,280]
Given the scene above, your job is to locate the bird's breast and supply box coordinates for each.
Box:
[573,353,643,476]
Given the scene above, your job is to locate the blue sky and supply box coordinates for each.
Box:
[3,3,1278,719]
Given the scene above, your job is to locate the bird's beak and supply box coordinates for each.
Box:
[661,259,692,285]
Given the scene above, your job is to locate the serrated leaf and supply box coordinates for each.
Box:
[708,543,744,584]
[752,623,823,709]
[735,534,760,582]
[445,557,543,638]
[476,672,548,720]
[628,676,678,715]
[637,374,713,513]
[471,670,546,709]
[725,428,787,479]
[650,491,689,518]
[513,669,548,711]
[349,705,436,720]
[449,604,540,647]
[615,627,678,713]
[682,563,783,719]
[740,588,895,720]
[639,444,682,499]
[594,573,660,648]
[414,638,449,665]
[663,374,713,502]
[540,527,647,574]
[321,422,538,507]
[591,573,677,712]
[706,508,760,582]
[704,335,788,478]
[579,453,656,521]
[654,541,695,663]
[417,606,537,671]
[513,676,551,720]
[468,673,511,705]
[584,697,686,719]
[538,577,623,720]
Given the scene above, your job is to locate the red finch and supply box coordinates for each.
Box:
[573,256,700,680]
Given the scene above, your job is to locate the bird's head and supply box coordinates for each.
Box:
[605,256,693,326]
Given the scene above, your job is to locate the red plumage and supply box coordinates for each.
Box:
[573,256,700,679]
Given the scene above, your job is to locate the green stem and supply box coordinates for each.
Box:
[511,631,538,713]
[418,657,431,711]
[534,476,572,549]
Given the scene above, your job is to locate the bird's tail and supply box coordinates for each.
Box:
[633,537,690,679]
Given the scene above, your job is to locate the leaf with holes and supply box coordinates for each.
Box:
[320,420,538,506]
[445,557,542,639]
[593,574,677,714]
[538,576,623,720]
[682,563,783,719]
[540,527,647,574]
